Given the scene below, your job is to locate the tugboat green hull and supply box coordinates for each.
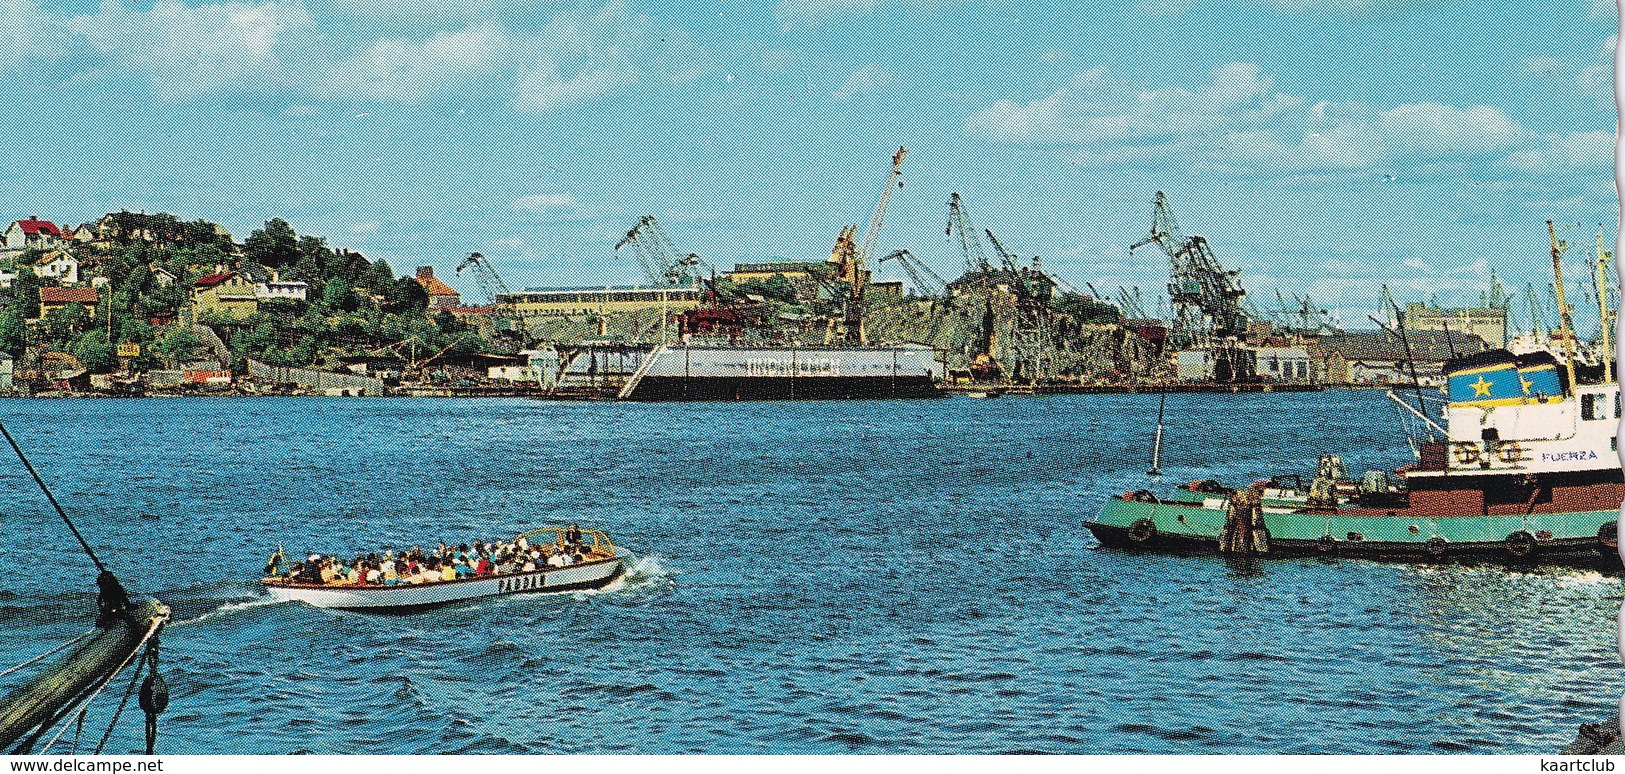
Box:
[1087,496,1619,562]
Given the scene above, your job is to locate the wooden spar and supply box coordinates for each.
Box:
[0,599,168,753]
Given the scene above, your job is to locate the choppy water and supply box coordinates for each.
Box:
[0,392,1617,754]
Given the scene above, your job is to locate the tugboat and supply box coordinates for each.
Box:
[263,526,629,612]
[1086,226,1622,564]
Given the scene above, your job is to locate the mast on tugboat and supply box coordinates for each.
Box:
[1548,221,1580,390]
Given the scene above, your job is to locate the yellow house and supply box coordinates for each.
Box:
[192,271,259,318]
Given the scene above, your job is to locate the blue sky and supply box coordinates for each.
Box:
[0,0,1616,327]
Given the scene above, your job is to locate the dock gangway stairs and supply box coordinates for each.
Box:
[616,344,667,400]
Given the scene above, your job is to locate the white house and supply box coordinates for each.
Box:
[33,251,79,285]
[3,217,66,250]
[255,274,310,302]
[1252,346,1313,383]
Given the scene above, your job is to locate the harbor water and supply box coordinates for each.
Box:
[0,392,1616,753]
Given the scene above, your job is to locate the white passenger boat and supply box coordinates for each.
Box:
[262,527,628,611]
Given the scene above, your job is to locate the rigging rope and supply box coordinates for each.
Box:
[92,647,148,754]
[0,422,104,573]
[0,631,94,680]
[37,617,162,755]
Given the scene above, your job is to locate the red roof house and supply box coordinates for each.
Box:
[415,266,462,309]
[5,217,66,249]
[38,286,98,317]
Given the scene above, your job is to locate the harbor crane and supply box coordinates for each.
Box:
[1129,191,1249,351]
[877,249,948,299]
[614,215,707,288]
[455,251,526,342]
[455,251,511,306]
[1116,286,1150,319]
[946,192,994,275]
[828,147,907,345]
[985,228,1054,382]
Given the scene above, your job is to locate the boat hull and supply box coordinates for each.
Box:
[1085,496,1619,563]
[265,555,625,611]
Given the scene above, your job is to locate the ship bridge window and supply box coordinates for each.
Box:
[1582,393,1607,421]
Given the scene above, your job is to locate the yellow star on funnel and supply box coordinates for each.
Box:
[1519,377,1533,395]
[1471,375,1494,397]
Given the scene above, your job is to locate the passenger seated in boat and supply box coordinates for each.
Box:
[440,562,456,582]
[476,555,493,576]
[364,564,382,585]
[564,524,582,547]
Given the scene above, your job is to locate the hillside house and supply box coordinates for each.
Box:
[193,272,258,318]
[4,218,66,250]
[414,266,461,309]
[38,286,98,318]
[33,251,78,285]
[255,272,310,302]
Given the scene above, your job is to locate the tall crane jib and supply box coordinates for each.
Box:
[1129,191,1249,352]
[946,192,993,275]
[878,249,947,299]
[614,216,707,288]
[833,147,907,346]
[455,252,524,340]
[455,251,512,305]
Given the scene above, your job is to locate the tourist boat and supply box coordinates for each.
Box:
[1085,346,1622,563]
[263,527,628,611]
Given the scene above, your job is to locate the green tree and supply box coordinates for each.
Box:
[321,281,359,312]
[243,218,299,268]
[72,331,116,373]
[152,325,202,365]
[43,302,89,342]
[382,276,428,313]
[11,269,41,320]
[0,309,25,357]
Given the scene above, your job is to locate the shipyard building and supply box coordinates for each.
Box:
[497,286,702,318]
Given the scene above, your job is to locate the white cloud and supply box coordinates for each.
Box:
[831,64,889,101]
[968,63,1528,172]
[70,0,314,99]
[512,193,579,212]
[18,0,699,112]
[967,63,1302,145]
[1504,130,1616,172]
[0,0,68,68]
[1592,0,1618,17]
[318,23,508,103]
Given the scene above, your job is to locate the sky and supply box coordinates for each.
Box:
[0,0,1617,329]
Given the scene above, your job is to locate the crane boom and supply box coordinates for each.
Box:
[1129,191,1248,349]
[614,216,705,288]
[834,147,908,345]
[454,252,512,305]
[879,249,947,298]
[947,192,993,274]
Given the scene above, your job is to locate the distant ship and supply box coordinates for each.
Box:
[614,343,942,401]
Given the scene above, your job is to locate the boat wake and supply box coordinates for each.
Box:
[567,554,675,599]
[170,596,283,627]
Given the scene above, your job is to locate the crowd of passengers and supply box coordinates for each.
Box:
[268,525,595,586]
